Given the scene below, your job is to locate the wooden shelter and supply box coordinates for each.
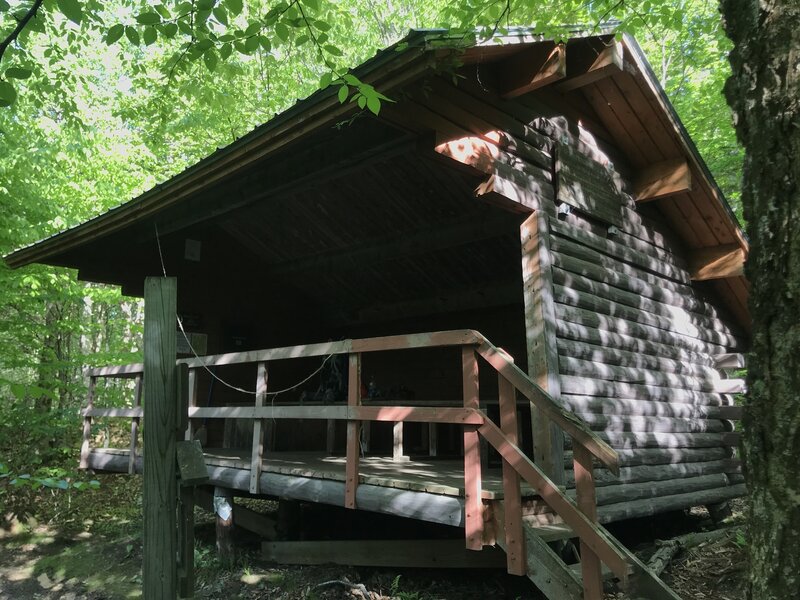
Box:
[5,27,748,599]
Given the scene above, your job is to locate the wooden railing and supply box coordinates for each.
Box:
[81,329,625,592]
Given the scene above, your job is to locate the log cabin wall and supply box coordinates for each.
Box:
[393,60,746,517]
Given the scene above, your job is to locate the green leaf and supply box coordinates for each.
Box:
[295,34,308,46]
[213,6,228,25]
[89,480,101,489]
[366,95,380,115]
[204,50,218,71]
[225,0,243,16]
[245,22,261,36]
[57,0,82,25]
[304,0,319,10]
[219,42,232,60]
[106,23,125,44]
[258,35,271,51]
[357,95,366,109]
[244,36,259,53]
[314,20,331,31]
[337,84,349,103]
[342,73,358,85]
[275,22,289,41]
[195,38,214,51]
[197,0,216,10]
[319,72,333,89]
[125,26,140,46]
[162,22,178,38]
[142,26,157,46]
[136,12,161,25]
[5,68,32,80]
[0,0,10,11]
[324,44,342,56]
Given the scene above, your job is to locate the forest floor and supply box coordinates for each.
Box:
[0,474,746,600]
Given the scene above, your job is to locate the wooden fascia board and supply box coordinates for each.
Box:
[634,158,692,202]
[621,34,749,253]
[555,40,623,93]
[689,244,746,281]
[498,43,566,98]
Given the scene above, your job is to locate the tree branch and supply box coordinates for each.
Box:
[0,0,45,66]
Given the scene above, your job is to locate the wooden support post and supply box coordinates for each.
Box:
[250,362,268,494]
[143,276,178,599]
[177,485,195,599]
[185,368,198,442]
[214,486,235,567]
[520,213,566,486]
[79,376,96,470]
[345,353,361,509]
[574,443,604,600]
[129,374,143,474]
[428,423,438,457]
[392,421,405,461]
[498,374,524,575]
[326,419,336,454]
[462,346,483,551]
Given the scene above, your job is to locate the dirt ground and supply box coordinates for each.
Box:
[0,475,747,599]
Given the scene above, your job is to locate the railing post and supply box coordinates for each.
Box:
[345,353,361,509]
[250,361,268,494]
[79,375,96,470]
[498,374,525,575]
[128,373,143,474]
[462,346,483,550]
[185,367,198,442]
[573,442,604,599]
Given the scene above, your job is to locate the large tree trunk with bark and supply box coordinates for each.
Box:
[721,2,800,599]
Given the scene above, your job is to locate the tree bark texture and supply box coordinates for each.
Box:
[721,2,800,599]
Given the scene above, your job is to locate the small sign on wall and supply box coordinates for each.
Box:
[177,331,208,356]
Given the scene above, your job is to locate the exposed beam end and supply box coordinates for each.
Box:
[555,41,623,93]
[500,43,566,99]
[689,244,746,281]
[634,158,692,202]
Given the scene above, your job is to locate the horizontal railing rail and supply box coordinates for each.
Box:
[80,329,623,595]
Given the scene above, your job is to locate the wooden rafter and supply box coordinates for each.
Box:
[555,40,623,93]
[634,158,692,202]
[498,43,566,98]
[689,244,746,281]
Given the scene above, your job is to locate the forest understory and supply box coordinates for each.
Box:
[0,474,746,600]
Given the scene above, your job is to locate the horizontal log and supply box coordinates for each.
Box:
[634,159,692,202]
[565,459,741,488]
[690,244,746,281]
[549,217,690,284]
[594,432,736,450]
[556,321,718,368]
[475,162,554,211]
[596,484,746,524]
[554,287,743,350]
[556,304,736,356]
[711,354,746,369]
[560,395,736,419]
[559,356,733,394]
[553,267,743,340]
[567,447,730,467]
[552,251,727,322]
[591,473,733,506]
[560,374,728,405]
[556,338,719,379]
[574,413,728,434]
[434,136,552,184]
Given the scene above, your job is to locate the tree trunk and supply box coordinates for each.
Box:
[720,2,800,599]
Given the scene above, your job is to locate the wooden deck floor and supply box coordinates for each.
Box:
[90,447,537,500]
